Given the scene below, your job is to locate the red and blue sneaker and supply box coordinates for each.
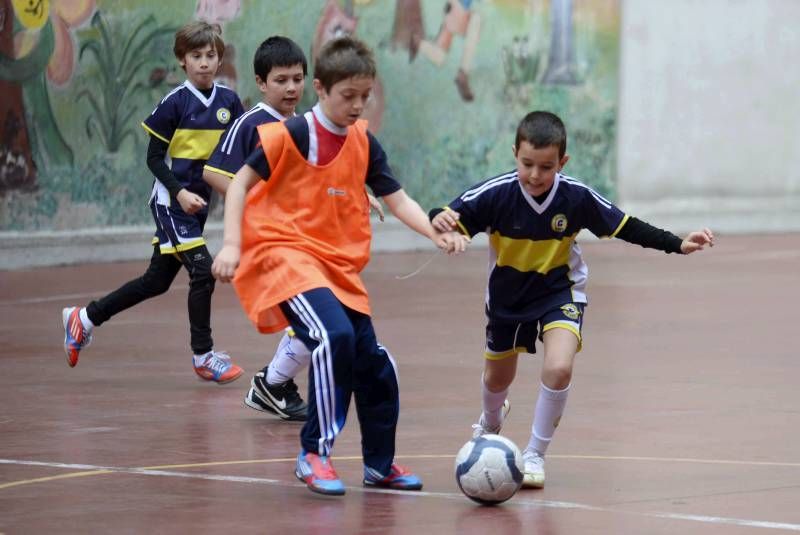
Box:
[192,350,243,384]
[62,307,92,367]
[363,463,423,490]
[295,451,345,495]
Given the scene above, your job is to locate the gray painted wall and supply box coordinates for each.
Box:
[616,0,800,233]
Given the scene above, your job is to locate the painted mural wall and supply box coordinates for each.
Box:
[0,0,620,231]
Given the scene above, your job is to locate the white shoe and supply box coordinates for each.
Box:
[522,449,545,488]
[471,399,511,438]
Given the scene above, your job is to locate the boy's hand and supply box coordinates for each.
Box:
[212,244,241,283]
[367,193,385,221]
[432,208,460,233]
[176,189,207,214]
[434,231,470,254]
[680,228,715,254]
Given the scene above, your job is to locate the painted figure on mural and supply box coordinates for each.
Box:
[312,0,384,132]
[195,0,241,93]
[409,0,482,102]
[0,0,94,192]
[0,0,35,192]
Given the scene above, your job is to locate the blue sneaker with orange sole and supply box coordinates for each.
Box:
[62,307,92,367]
[295,451,345,495]
[193,350,243,384]
[363,463,423,490]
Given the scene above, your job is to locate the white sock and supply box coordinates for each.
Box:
[481,377,509,430]
[79,308,94,330]
[193,350,212,366]
[266,331,311,385]
[527,382,570,455]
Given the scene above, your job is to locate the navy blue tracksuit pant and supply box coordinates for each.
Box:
[280,287,399,476]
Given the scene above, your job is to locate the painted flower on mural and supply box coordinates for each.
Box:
[12,0,96,86]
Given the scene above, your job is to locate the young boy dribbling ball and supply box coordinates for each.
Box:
[203,35,386,422]
[62,21,245,383]
[431,110,714,488]
[212,36,466,495]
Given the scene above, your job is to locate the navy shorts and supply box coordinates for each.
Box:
[484,302,585,360]
[150,200,208,254]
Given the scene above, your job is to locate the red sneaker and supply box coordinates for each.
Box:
[193,351,243,383]
[62,307,92,367]
[363,463,423,490]
[295,452,345,495]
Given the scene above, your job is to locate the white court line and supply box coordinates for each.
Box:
[1,458,799,531]
[0,285,189,306]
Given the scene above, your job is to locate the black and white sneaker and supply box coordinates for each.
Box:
[244,368,308,421]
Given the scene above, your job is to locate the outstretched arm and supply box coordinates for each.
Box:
[211,164,261,282]
[616,217,714,254]
[382,189,468,253]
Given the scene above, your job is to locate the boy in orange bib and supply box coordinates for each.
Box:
[212,36,466,495]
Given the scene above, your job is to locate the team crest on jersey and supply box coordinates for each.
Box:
[216,108,232,124]
[560,303,581,320]
[551,213,568,233]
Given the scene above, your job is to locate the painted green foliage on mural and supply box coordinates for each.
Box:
[78,11,177,152]
[1,0,620,232]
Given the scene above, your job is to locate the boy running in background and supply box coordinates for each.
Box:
[212,36,466,495]
[431,110,714,488]
[62,21,244,383]
[203,36,310,418]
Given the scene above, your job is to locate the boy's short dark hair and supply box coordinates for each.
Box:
[174,21,225,60]
[515,111,567,157]
[314,36,376,91]
[253,36,308,80]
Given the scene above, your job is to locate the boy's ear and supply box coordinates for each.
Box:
[312,78,326,97]
[559,154,570,170]
[255,75,266,90]
[511,144,517,158]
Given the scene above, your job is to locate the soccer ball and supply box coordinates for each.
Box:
[454,434,524,505]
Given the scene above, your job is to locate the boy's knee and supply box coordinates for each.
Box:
[542,365,572,390]
[140,270,174,296]
[186,249,215,290]
[325,325,356,349]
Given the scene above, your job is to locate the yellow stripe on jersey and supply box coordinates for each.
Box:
[168,129,224,160]
[608,214,630,238]
[141,122,170,144]
[490,231,577,274]
[203,164,235,178]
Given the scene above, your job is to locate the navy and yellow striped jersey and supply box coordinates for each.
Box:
[449,171,629,323]
[142,81,243,205]
[204,102,287,179]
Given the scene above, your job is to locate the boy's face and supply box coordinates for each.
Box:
[313,75,374,128]
[180,44,220,90]
[257,64,305,118]
[513,141,569,197]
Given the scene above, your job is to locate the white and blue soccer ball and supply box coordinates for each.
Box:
[454,434,524,505]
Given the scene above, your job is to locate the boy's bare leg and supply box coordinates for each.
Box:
[524,328,578,487]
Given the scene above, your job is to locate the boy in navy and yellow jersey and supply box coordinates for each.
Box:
[203,36,311,419]
[431,111,714,488]
[212,36,466,495]
[62,21,245,383]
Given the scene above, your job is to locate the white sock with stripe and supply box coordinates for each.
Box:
[267,331,312,385]
[527,382,570,455]
[482,378,509,430]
